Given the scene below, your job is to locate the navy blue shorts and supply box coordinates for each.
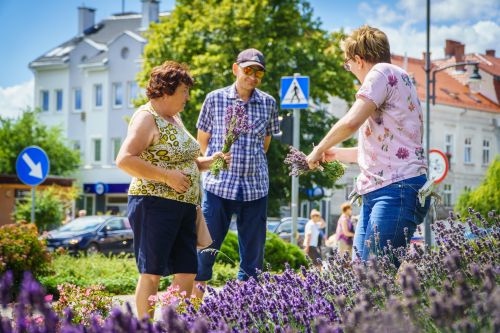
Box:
[128,195,197,276]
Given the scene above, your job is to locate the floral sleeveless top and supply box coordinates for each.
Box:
[128,102,201,205]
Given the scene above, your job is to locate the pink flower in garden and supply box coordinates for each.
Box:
[44,294,53,302]
[396,147,410,160]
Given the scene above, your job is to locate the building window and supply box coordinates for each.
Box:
[74,140,84,161]
[94,84,103,108]
[113,82,123,107]
[74,88,82,111]
[111,138,121,162]
[128,81,138,107]
[41,90,49,111]
[121,47,129,59]
[464,137,472,164]
[93,138,102,163]
[445,134,453,156]
[443,184,452,207]
[56,90,63,112]
[482,139,490,165]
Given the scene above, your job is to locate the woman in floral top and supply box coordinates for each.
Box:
[116,61,229,318]
[307,25,430,265]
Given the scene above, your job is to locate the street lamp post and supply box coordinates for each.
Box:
[424,0,481,247]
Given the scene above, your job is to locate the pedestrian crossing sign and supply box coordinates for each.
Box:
[280,76,309,109]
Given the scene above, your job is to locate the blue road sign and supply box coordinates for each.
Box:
[15,146,50,186]
[280,76,309,109]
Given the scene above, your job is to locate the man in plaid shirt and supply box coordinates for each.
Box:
[194,49,280,294]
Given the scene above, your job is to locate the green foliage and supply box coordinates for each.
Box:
[264,232,308,270]
[39,253,140,296]
[140,0,356,215]
[215,231,307,271]
[38,253,237,296]
[0,109,80,175]
[455,156,500,226]
[0,222,51,284]
[12,186,72,232]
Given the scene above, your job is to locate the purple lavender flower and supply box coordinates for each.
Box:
[284,146,346,182]
[211,104,253,177]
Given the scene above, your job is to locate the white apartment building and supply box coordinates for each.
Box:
[30,0,164,215]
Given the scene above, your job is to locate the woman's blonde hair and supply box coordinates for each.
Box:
[341,25,391,64]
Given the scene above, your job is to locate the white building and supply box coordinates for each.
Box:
[319,40,499,226]
[30,0,164,215]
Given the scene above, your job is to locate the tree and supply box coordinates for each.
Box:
[0,109,80,176]
[139,0,356,215]
[455,156,499,226]
[13,186,79,231]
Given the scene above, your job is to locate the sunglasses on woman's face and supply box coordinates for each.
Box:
[241,66,265,79]
[343,58,353,71]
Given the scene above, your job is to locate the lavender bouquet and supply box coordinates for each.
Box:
[210,104,253,177]
[284,146,346,180]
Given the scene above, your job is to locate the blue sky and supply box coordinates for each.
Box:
[0,0,498,117]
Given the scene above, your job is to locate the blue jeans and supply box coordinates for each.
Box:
[352,175,430,264]
[196,190,268,281]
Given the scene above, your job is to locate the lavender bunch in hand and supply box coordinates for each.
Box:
[210,104,253,177]
[284,146,346,181]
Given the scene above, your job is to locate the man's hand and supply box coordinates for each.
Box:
[212,151,231,168]
[164,170,191,193]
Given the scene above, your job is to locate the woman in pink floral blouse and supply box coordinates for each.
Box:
[307,25,430,265]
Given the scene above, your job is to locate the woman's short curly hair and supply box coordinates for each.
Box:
[341,25,391,64]
[146,61,194,99]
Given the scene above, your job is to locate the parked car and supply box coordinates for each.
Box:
[45,216,133,255]
[272,217,308,245]
[266,217,281,233]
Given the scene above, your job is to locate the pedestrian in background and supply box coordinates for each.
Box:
[303,209,323,267]
[335,203,355,257]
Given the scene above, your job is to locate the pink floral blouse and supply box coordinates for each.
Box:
[355,63,427,195]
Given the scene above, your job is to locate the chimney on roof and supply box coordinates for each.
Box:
[444,39,465,71]
[78,7,96,36]
[141,0,159,30]
[485,49,496,57]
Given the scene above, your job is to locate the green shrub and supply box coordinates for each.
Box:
[265,232,308,271]
[215,231,307,272]
[216,231,240,265]
[0,221,51,284]
[12,186,69,232]
[455,156,499,226]
[39,253,140,296]
[39,253,236,296]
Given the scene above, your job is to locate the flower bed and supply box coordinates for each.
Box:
[0,209,498,332]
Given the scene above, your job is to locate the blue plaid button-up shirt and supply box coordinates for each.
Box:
[197,84,280,201]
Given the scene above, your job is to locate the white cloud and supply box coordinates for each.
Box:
[382,20,500,59]
[397,0,500,22]
[354,0,499,60]
[359,2,403,26]
[0,80,34,119]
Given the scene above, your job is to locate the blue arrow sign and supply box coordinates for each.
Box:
[280,76,309,109]
[16,146,50,186]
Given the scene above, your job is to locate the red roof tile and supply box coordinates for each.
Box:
[391,55,500,113]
